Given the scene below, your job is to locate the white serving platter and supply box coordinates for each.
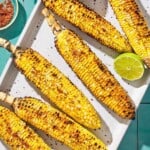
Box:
[0,0,150,149]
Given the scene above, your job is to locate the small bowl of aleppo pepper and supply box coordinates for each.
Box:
[0,0,19,30]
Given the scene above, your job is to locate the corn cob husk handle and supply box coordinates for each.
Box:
[42,8,62,35]
[0,91,14,104]
[144,57,150,69]
[0,38,17,54]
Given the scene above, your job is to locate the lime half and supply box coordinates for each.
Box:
[114,53,145,81]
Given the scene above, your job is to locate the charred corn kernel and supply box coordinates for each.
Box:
[0,38,101,129]
[0,92,107,149]
[55,29,135,119]
[109,0,150,68]
[42,8,135,119]
[0,106,51,150]
[13,97,107,150]
[42,0,132,53]
[15,48,101,129]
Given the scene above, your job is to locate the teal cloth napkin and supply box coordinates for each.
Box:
[141,145,150,150]
[0,0,37,75]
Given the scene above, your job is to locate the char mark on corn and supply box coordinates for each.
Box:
[42,0,132,53]
[109,0,150,68]
[14,48,101,129]
[0,105,51,150]
[13,97,107,150]
[55,29,135,119]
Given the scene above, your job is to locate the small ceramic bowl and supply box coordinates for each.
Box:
[0,0,19,30]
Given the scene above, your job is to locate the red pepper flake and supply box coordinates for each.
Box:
[0,0,14,28]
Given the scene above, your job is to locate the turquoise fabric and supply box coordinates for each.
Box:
[0,0,37,75]
[0,1,150,150]
[138,105,150,149]
[118,116,138,150]
[118,95,150,150]
[141,145,150,150]
[142,86,150,103]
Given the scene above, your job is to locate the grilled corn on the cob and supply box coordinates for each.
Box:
[0,37,101,129]
[109,0,150,68]
[0,105,51,150]
[0,92,107,150]
[42,0,132,53]
[42,8,135,119]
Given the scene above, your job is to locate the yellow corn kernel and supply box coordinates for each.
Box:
[109,0,150,68]
[55,29,135,119]
[13,97,107,150]
[15,48,101,129]
[0,105,51,150]
[42,0,132,53]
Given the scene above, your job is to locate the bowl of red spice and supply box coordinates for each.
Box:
[0,0,18,30]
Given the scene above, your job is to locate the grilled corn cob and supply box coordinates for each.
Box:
[42,8,135,119]
[0,38,101,129]
[109,0,150,68]
[0,105,51,150]
[42,0,133,53]
[0,92,107,150]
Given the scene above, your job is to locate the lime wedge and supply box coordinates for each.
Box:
[114,53,145,81]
